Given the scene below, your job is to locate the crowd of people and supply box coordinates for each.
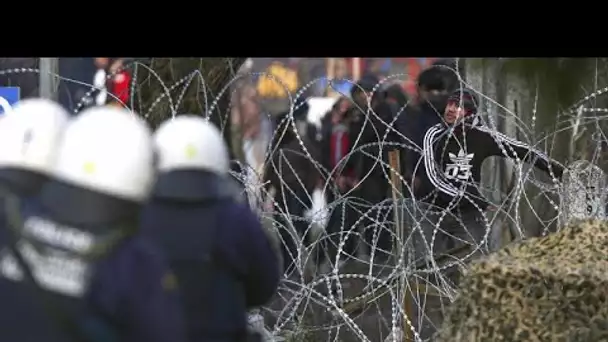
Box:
[0,57,571,342]
[259,58,567,338]
[261,59,464,272]
[0,100,279,341]
[56,57,133,113]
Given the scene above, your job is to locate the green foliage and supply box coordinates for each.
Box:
[500,58,595,110]
[469,58,606,163]
[134,58,245,128]
[468,58,593,109]
[469,58,601,112]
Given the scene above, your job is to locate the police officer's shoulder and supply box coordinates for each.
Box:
[220,200,262,231]
[96,235,180,294]
[126,236,169,267]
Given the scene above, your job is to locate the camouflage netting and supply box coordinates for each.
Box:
[437,219,608,342]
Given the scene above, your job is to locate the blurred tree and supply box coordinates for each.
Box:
[469,58,605,238]
[500,58,595,162]
[134,58,246,159]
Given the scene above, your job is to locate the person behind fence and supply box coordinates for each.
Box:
[430,58,462,94]
[0,105,187,342]
[400,67,450,193]
[91,57,110,107]
[319,96,359,270]
[412,88,566,339]
[421,88,565,255]
[348,75,398,261]
[107,58,132,108]
[265,101,322,275]
[141,115,280,342]
[382,82,409,110]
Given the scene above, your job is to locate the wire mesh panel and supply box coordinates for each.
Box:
[560,160,607,227]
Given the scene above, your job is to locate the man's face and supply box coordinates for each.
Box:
[338,98,350,114]
[94,58,109,69]
[444,100,467,124]
[109,59,124,73]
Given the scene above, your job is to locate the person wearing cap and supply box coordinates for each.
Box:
[431,58,462,93]
[141,115,280,342]
[411,88,565,337]
[400,67,451,195]
[0,105,187,342]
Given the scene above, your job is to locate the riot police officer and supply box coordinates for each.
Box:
[141,115,280,342]
[0,98,69,198]
[0,98,70,271]
[0,105,187,342]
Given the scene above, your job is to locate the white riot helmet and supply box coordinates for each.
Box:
[52,106,155,202]
[153,115,232,200]
[0,98,69,174]
[154,115,229,175]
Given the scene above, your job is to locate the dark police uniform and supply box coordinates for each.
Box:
[0,180,187,342]
[141,170,280,342]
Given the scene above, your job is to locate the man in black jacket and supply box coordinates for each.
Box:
[418,88,564,254]
[412,88,565,339]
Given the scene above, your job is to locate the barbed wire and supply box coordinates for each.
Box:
[3,60,608,342]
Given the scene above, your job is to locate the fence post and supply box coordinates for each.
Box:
[39,58,59,100]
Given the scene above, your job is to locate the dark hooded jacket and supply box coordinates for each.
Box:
[348,77,399,202]
[265,111,321,207]
[141,174,280,342]
[0,178,187,342]
[419,90,565,212]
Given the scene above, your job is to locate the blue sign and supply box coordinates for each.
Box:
[0,87,20,115]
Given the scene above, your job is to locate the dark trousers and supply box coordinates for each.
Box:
[409,204,489,340]
[355,184,393,261]
[321,189,359,268]
[275,188,312,274]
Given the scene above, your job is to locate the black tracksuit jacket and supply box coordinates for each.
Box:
[419,121,565,212]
